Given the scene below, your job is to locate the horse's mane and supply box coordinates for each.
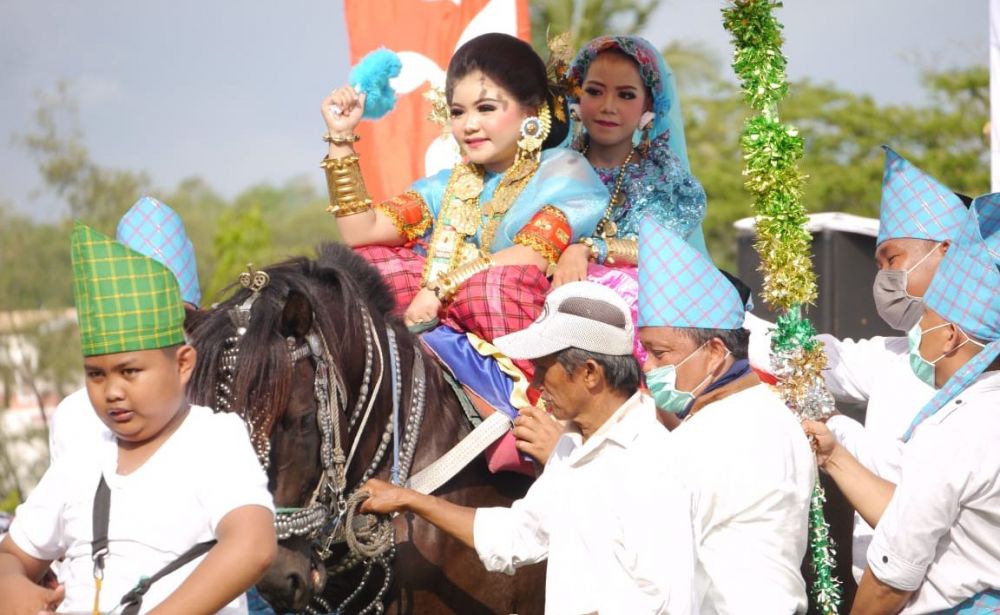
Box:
[314,242,396,316]
[186,242,398,434]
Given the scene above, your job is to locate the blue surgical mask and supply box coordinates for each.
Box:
[907,322,944,387]
[907,321,983,388]
[646,342,719,414]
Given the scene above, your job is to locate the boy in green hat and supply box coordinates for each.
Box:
[0,223,276,614]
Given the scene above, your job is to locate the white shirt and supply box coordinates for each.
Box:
[868,371,1000,613]
[667,383,816,614]
[746,314,936,581]
[10,405,274,614]
[48,387,112,463]
[473,392,695,614]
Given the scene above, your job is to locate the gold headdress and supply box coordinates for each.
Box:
[545,31,578,123]
[424,86,451,136]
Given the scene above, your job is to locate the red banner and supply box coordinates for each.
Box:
[343,0,531,202]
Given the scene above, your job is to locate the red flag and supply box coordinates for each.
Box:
[343,0,531,202]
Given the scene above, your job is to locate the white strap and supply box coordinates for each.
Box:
[406,412,512,495]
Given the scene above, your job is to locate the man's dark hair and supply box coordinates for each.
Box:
[718,268,752,310]
[555,347,641,396]
[675,327,750,360]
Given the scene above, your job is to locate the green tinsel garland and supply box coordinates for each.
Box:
[722,1,843,612]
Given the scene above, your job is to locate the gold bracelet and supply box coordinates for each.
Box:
[323,132,361,146]
[321,155,372,217]
[605,237,638,266]
[426,256,495,301]
[578,237,597,262]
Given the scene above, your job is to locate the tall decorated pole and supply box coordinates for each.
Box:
[721,1,842,612]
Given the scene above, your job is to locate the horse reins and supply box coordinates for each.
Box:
[214,266,429,615]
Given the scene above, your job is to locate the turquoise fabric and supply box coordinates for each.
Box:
[938,590,1000,614]
[409,148,608,251]
[878,146,968,246]
[566,35,710,259]
[116,196,201,306]
[903,201,1000,440]
[588,132,706,245]
[637,216,744,329]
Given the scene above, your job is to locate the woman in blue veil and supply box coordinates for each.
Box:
[555,35,710,360]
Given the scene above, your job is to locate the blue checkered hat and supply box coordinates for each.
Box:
[638,216,745,329]
[877,146,968,246]
[116,196,201,306]
[903,201,1000,440]
[969,191,1000,262]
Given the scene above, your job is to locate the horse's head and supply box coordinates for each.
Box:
[187,246,397,612]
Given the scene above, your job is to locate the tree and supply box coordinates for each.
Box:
[531,0,658,52]
[17,82,150,234]
[0,205,74,310]
[683,65,990,268]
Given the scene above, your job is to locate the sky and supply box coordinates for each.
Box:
[0,0,987,221]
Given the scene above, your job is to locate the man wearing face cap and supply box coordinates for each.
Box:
[357,281,695,614]
[48,196,202,462]
[804,201,1000,612]
[746,147,1000,582]
[637,216,816,613]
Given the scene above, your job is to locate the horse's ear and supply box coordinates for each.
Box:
[183,305,209,336]
[280,290,313,339]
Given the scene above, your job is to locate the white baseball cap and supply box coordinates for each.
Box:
[493,281,634,360]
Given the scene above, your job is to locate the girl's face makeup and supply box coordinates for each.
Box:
[450,71,530,173]
[579,52,650,149]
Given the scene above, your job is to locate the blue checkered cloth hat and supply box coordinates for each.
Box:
[116,196,201,306]
[969,191,1000,261]
[903,201,1000,441]
[638,216,745,329]
[877,146,968,246]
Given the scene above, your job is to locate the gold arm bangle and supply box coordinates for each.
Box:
[322,132,360,145]
[321,154,372,217]
[604,237,638,266]
[426,256,495,301]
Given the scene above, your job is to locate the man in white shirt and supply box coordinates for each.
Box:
[746,147,991,581]
[637,216,816,613]
[804,201,1000,613]
[360,281,695,615]
[49,196,202,462]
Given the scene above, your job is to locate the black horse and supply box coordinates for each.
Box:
[186,243,544,614]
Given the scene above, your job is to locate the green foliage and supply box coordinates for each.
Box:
[0,488,21,514]
[17,82,150,234]
[0,206,74,310]
[531,0,657,52]
[684,65,990,269]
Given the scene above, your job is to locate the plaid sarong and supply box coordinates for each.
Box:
[355,245,549,376]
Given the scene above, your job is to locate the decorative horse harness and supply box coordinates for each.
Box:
[214,266,428,615]
[213,266,516,614]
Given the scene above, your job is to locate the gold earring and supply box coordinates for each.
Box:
[517,103,552,162]
[639,124,652,157]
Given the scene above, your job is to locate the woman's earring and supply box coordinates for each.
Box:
[569,103,584,149]
[638,111,655,156]
[517,103,552,162]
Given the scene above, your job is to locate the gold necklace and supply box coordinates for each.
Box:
[585,146,635,238]
[421,156,539,285]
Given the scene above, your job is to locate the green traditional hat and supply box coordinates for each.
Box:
[72,222,185,356]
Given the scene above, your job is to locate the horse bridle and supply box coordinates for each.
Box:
[215,266,353,541]
[214,265,429,614]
